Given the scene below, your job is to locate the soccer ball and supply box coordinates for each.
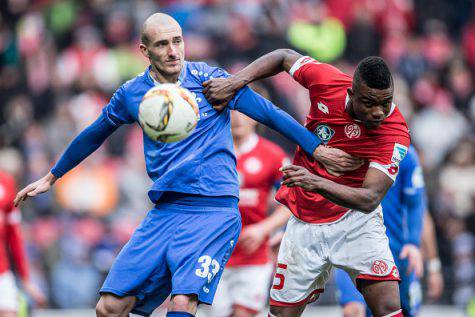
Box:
[139,84,199,143]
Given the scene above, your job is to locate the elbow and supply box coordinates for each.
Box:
[360,193,382,214]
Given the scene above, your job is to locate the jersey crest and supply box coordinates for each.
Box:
[315,124,335,144]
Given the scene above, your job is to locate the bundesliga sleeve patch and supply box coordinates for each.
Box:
[391,143,408,164]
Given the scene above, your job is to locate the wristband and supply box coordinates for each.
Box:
[427,258,441,273]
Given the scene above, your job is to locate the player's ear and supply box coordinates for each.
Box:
[347,87,354,98]
[139,43,149,59]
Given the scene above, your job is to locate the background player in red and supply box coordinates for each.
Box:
[0,164,46,317]
[208,102,291,317]
[204,50,410,317]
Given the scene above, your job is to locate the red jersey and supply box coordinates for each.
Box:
[228,134,287,266]
[0,170,29,279]
[275,56,410,224]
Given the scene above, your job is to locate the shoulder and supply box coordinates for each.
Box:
[379,105,410,140]
[186,61,229,81]
[290,56,352,86]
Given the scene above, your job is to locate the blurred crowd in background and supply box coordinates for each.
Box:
[0,0,474,310]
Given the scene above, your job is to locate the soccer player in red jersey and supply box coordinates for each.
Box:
[0,169,45,316]
[204,50,410,317]
[208,109,291,317]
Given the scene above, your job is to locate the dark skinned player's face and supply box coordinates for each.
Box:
[347,82,393,129]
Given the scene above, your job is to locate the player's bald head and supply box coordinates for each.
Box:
[141,13,182,46]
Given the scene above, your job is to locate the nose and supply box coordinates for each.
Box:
[372,108,385,120]
[168,44,178,57]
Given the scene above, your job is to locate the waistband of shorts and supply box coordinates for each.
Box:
[155,191,239,211]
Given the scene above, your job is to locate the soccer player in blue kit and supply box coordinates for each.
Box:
[13,13,362,317]
[334,146,426,317]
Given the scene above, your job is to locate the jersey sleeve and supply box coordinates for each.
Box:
[369,135,410,182]
[289,56,349,91]
[102,85,134,126]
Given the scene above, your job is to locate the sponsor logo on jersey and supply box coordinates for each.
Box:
[371,260,389,275]
[315,125,335,144]
[391,143,408,163]
[344,123,361,138]
[317,102,329,114]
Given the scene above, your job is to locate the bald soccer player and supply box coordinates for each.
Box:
[14,14,361,317]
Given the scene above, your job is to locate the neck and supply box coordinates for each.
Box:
[151,64,180,83]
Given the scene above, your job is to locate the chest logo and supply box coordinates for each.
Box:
[344,123,361,139]
[315,125,335,144]
[317,102,329,114]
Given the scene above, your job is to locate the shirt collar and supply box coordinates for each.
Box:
[146,61,188,86]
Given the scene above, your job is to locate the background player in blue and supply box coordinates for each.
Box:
[334,146,426,317]
[13,13,362,317]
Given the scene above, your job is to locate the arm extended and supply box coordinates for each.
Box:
[51,112,118,177]
[14,112,117,206]
[232,87,321,156]
[281,165,393,213]
[203,49,301,104]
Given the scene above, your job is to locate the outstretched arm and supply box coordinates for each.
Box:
[203,49,301,105]
[14,113,117,206]
[281,165,393,213]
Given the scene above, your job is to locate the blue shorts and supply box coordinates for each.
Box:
[100,200,241,316]
[334,259,422,317]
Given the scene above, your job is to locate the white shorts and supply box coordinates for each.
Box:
[207,263,274,316]
[0,271,19,311]
[270,208,400,307]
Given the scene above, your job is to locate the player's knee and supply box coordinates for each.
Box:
[377,296,401,316]
[96,294,134,317]
[343,302,366,317]
[169,294,198,313]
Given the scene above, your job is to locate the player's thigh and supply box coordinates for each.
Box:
[168,210,241,305]
[331,210,400,287]
[231,264,274,315]
[359,280,400,317]
[269,304,307,317]
[270,216,330,308]
[204,268,233,317]
[0,272,19,314]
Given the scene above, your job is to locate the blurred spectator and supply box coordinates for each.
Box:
[0,0,473,309]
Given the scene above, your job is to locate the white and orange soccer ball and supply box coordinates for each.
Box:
[139,84,199,143]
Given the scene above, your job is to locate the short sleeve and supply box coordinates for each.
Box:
[369,139,410,182]
[102,86,134,126]
[289,56,349,90]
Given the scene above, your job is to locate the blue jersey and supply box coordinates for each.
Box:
[382,146,426,254]
[102,62,240,203]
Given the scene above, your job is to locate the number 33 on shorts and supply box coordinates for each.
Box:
[195,255,221,283]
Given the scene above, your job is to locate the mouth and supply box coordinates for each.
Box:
[165,60,180,65]
[366,120,383,127]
